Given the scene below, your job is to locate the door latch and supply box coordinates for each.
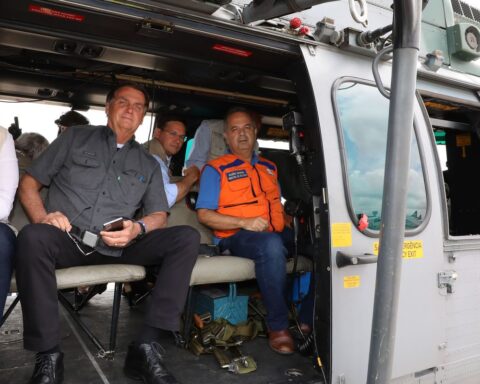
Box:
[438,270,458,293]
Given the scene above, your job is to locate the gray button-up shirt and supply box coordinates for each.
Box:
[27,125,168,257]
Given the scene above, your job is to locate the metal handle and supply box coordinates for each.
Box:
[336,251,377,268]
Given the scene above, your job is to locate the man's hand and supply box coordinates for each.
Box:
[41,211,72,232]
[175,166,200,203]
[240,217,269,232]
[183,165,200,182]
[100,220,138,248]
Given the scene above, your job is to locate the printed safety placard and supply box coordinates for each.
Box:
[373,240,424,259]
[332,223,352,248]
[343,275,361,288]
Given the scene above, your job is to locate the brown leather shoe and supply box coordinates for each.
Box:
[268,329,295,355]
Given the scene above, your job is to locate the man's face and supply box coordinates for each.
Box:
[105,86,146,139]
[154,121,187,157]
[224,112,256,155]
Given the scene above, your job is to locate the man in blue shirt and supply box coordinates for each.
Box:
[196,107,295,355]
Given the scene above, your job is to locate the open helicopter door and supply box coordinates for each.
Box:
[300,42,446,383]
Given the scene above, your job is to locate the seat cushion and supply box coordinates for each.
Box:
[190,255,255,286]
[189,255,312,286]
[10,264,146,292]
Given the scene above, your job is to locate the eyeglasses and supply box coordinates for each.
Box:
[164,130,187,142]
[67,231,96,256]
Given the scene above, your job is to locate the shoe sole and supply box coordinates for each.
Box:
[268,342,295,355]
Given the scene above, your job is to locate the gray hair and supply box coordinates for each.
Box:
[15,133,49,160]
[224,106,259,131]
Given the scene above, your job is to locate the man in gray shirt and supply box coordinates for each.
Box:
[16,83,199,384]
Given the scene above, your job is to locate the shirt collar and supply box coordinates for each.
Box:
[148,139,170,165]
[228,149,258,165]
[105,125,136,147]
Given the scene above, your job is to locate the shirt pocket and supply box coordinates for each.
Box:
[259,170,279,194]
[226,176,251,192]
[69,153,102,189]
[117,169,147,205]
[222,176,255,206]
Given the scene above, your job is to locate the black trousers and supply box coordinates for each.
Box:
[15,223,200,352]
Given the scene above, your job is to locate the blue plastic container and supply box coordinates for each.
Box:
[194,283,249,325]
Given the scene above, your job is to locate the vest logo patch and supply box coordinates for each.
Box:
[226,169,248,181]
[266,168,274,176]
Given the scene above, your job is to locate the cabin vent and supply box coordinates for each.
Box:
[451,0,480,23]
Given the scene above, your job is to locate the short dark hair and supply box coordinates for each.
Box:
[224,106,258,131]
[154,114,187,131]
[106,82,150,109]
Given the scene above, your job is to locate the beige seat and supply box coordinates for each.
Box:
[3,198,147,359]
[167,196,312,340]
[9,264,146,293]
[167,198,312,287]
[190,254,312,286]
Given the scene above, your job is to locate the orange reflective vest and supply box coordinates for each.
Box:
[208,154,285,239]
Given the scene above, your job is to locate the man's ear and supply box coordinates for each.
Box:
[153,127,162,140]
[105,103,110,117]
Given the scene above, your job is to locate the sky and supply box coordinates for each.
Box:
[0,99,155,144]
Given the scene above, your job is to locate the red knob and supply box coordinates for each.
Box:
[290,17,302,29]
[298,26,310,35]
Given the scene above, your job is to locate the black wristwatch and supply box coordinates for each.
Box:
[135,220,147,240]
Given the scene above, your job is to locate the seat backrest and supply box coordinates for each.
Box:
[9,199,28,233]
[9,189,48,232]
[167,199,213,244]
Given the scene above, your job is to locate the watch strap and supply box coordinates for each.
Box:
[135,220,147,239]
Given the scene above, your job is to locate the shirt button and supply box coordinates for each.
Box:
[102,191,106,195]
[96,208,100,212]
[113,160,116,164]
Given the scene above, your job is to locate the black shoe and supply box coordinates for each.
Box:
[124,342,179,384]
[28,352,64,384]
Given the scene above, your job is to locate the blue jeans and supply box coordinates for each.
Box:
[0,223,15,315]
[219,229,292,331]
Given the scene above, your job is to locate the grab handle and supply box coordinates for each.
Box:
[336,251,377,268]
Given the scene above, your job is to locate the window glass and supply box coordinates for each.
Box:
[336,81,427,231]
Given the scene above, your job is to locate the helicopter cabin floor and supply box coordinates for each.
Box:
[0,287,323,384]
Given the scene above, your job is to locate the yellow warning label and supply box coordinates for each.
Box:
[373,240,424,259]
[344,275,360,288]
[332,223,352,248]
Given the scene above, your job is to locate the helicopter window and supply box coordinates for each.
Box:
[335,81,427,232]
